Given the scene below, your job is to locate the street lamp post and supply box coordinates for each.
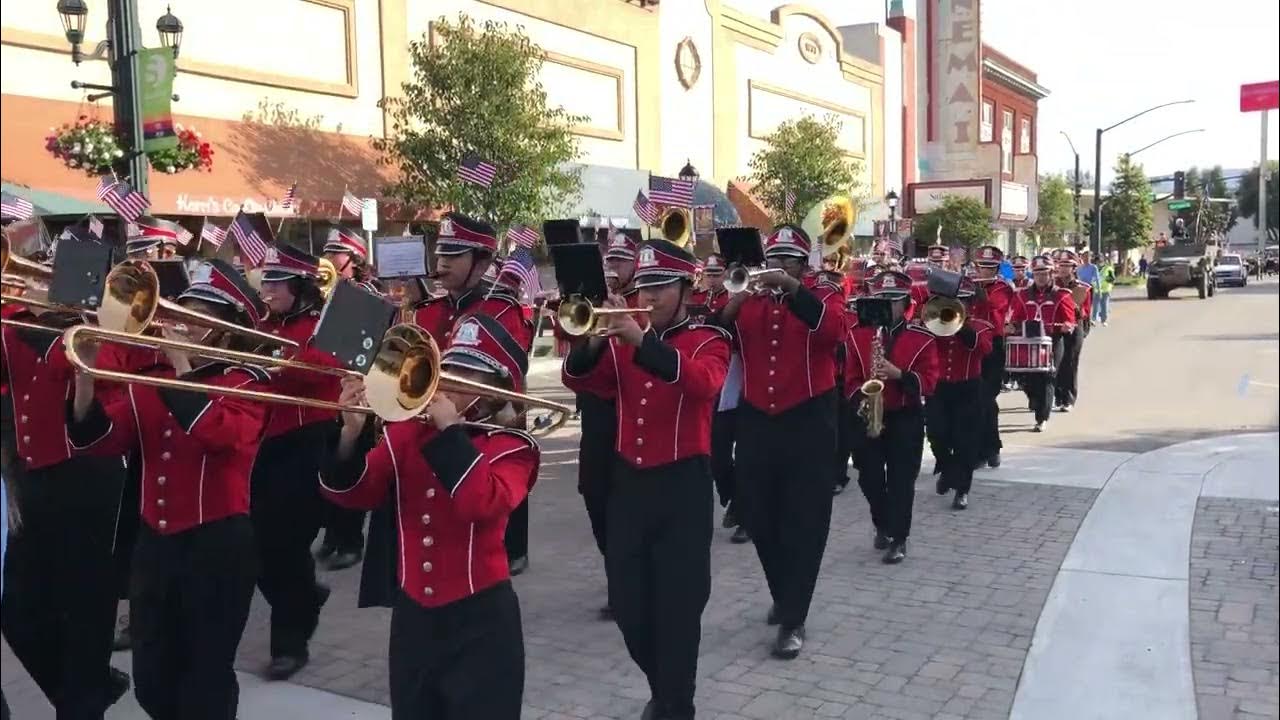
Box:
[1091,99,1194,257]
[55,0,184,203]
[885,189,901,256]
[1061,131,1081,249]
[1125,128,1206,160]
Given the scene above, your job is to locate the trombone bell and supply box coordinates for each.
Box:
[922,296,966,337]
[363,324,442,422]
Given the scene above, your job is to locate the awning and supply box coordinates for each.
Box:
[2,181,111,217]
[0,94,423,221]
[726,180,772,230]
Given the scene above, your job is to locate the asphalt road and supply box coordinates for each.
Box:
[994,278,1280,453]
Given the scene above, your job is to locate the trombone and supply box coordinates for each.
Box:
[724,264,784,294]
[62,323,574,433]
[556,296,652,337]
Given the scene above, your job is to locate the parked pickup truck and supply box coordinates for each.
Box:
[1147,240,1217,300]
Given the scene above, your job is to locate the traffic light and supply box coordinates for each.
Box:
[1173,171,1185,199]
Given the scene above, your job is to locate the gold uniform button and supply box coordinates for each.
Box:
[422,536,434,547]
[422,561,433,572]
[768,370,775,377]
[421,514,431,525]
[640,398,647,406]
[771,324,779,331]
[22,394,29,401]
[157,475,167,485]
[423,587,434,597]
[22,435,30,444]
[160,451,171,461]
[771,340,779,347]
[20,415,28,423]
[770,355,776,362]
[157,499,166,507]
[163,430,172,438]
[635,457,643,464]
[637,418,645,426]
[158,520,168,530]
[636,438,644,446]
[768,387,775,393]
[426,488,436,499]
[644,381,653,389]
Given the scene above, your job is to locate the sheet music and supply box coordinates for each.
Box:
[374,236,427,278]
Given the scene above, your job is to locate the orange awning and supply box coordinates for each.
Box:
[1,94,432,221]
[726,179,773,231]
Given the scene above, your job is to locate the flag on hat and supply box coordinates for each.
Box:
[457,152,496,188]
[648,175,694,208]
[281,182,298,210]
[0,191,34,220]
[95,175,150,222]
[633,190,660,225]
[340,191,364,218]
[506,224,539,250]
[228,210,271,268]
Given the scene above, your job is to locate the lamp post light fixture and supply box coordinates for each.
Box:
[885,189,902,255]
[156,5,183,58]
[56,0,90,63]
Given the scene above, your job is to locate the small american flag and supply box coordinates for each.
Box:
[0,192,34,221]
[500,246,541,303]
[885,234,903,255]
[340,191,364,218]
[200,220,227,249]
[457,153,496,188]
[633,190,660,225]
[281,182,298,210]
[506,224,539,249]
[228,211,269,267]
[176,225,194,247]
[87,215,104,239]
[648,176,694,208]
[95,175,149,222]
[784,190,796,215]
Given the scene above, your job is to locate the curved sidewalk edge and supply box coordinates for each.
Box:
[1009,432,1279,720]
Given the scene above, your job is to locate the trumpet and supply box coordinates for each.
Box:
[724,264,784,294]
[921,296,966,337]
[62,323,574,433]
[556,296,652,337]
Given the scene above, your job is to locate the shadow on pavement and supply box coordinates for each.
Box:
[1187,332,1279,342]
[1033,425,1280,454]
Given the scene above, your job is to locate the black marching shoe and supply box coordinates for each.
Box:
[106,667,131,707]
[730,525,751,544]
[873,531,892,550]
[771,626,805,660]
[987,453,1002,468]
[832,483,845,495]
[952,492,969,510]
[935,476,949,495]
[508,555,529,576]
[882,540,907,564]
[314,539,337,562]
[766,604,780,626]
[325,549,362,571]
[264,653,309,681]
[931,462,942,476]
[598,603,614,621]
[721,506,738,529]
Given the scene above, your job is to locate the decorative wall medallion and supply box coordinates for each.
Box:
[798,32,823,64]
[675,37,701,90]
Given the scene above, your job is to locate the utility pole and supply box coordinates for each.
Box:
[1260,112,1269,255]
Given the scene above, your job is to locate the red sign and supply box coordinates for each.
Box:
[1240,81,1280,113]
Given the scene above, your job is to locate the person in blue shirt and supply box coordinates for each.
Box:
[1075,249,1100,291]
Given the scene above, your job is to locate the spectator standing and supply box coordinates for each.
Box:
[1094,256,1115,326]
[1138,256,1148,277]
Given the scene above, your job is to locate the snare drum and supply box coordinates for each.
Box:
[1005,336,1054,373]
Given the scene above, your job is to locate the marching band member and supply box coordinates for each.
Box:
[125,216,183,260]
[926,278,994,509]
[969,245,1015,468]
[251,245,341,680]
[1009,256,1076,431]
[321,225,371,285]
[845,271,939,563]
[714,225,844,660]
[68,260,271,720]
[687,253,729,320]
[691,252,742,541]
[1,256,130,717]
[1010,255,1030,289]
[904,260,931,321]
[835,259,874,493]
[322,315,539,720]
[563,239,730,719]
[1053,250,1091,412]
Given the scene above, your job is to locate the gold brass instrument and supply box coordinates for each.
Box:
[657,207,692,247]
[802,195,857,272]
[62,323,573,433]
[921,296,966,337]
[1,235,53,287]
[724,264,785,294]
[557,296,652,337]
[316,258,339,299]
[857,329,886,438]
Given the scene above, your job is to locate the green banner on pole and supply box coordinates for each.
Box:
[1167,200,1193,211]
[138,47,177,153]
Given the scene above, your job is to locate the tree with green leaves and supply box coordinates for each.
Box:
[373,15,584,233]
[911,195,994,250]
[1030,173,1075,247]
[1095,154,1154,251]
[747,115,865,226]
[1234,161,1278,239]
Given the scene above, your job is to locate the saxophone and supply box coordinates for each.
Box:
[857,328,886,438]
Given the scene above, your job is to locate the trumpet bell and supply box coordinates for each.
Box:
[922,296,966,337]
[316,258,339,298]
[98,260,160,335]
[363,324,442,422]
[557,298,595,336]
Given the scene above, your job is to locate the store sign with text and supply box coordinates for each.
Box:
[906,180,991,217]
[174,194,298,217]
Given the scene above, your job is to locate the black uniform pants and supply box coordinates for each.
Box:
[388,583,524,720]
[577,393,617,561]
[979,337,1006,461]
[926,379,983,494]
[1023,338,1065,423]
[251,424,328,659]
[130,516,257,720]
[1,456,123,720]
[114,452,142,603]
[736,393,837,629]
[321,506,366,555]
[851,405,925,541]
[835,395,858,488]
[1055,327,1084,407]
[710,408,737,508]
[606,456,712,720]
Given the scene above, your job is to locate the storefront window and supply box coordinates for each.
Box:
[1001,109,1015,173]
[1020,117,1032,154]
[981,100,994,143]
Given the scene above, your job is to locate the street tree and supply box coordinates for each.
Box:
[1065,168,1094,190]
[911,195,994,250]
[747,115,864,225]
[1170,165,1234,240]
[373,15,584,230]
[1030,173,1075,247]
[1235,161,1279,240]
[1096,154,1154,251]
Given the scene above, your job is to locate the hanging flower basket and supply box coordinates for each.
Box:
[45,117,214,175]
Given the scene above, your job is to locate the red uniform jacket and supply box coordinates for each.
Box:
[1010,284,1077,335]
[904,283,930,322]
[687,287,730,320]
[563,318,730,469]
[733,286,844,415]
[68,362,270,534]
[845,322,939,411]
[260,306,341,439]
[1012,276,1030,290]
[970,280,1015,337]
[935,318,995,383]
[414,287,532,351]
[320,422,538,609]
[1059,279,1093,323]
